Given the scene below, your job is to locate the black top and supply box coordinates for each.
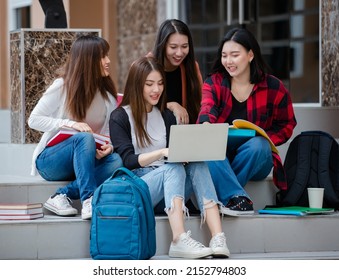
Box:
[109,107,176,170]
[226,95,247,124]
[165,67,182,104]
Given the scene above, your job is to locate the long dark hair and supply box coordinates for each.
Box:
[61,35,117,121]
[153,19,201,123]
[120,57,167,148]
[210,27,270,84]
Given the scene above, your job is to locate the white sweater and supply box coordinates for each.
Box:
[28,78,117,175]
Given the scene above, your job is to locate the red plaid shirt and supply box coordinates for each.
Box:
[198,73,297,190]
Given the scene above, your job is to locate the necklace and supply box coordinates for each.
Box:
[231,82,253,103]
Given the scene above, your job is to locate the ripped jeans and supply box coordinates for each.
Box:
[132,162,221,218]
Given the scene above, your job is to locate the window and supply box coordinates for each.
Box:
[15,6,31,28]
[180,0,320,104]
[9,0,32,30]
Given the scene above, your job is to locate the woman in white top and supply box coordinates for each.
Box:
[109,57,230,259]
[28,35,123,220]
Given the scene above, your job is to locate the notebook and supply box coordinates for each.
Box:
[258,206,335,216]
[228,127,256,149]
[166,123,229,163]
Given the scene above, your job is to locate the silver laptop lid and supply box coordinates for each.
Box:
[167,123,229,162]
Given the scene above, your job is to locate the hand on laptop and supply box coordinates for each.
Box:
[138,148,169,167]
[162,148,169,158]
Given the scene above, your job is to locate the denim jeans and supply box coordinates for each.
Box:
[36,132,123,202]
[133,162,220,216]
[207,136,273,206]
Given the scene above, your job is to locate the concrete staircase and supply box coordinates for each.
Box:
[1,143,339,260]
[1,107,339,260]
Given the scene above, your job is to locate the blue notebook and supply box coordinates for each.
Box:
[258,206,335,216]
[227,127,256,149]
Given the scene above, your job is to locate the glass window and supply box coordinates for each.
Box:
[15,6,31,29]
[181,0,320,104]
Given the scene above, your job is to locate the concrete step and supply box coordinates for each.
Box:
[0,172,277,212]
[1,211,339,260]
[1,105,339,260]
[0,140,279,211]
[1,176,339,260]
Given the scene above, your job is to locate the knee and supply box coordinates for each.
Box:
[106,152,123,167]
[73,132,95,146]
[246,137,271,157]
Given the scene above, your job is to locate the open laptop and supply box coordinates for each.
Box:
[166,123,229,162]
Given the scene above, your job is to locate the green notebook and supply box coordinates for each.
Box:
[258,206,335,216]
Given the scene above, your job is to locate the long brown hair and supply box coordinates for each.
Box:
[120,57,166,148]
[61,35,117,121]
[153,19,201,123]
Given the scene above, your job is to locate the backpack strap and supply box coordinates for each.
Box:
[317,134,339,207]
[282,134,313,205]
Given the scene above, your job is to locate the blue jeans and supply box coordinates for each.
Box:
[133,162,220,216]
[36,132,123,202]
[207,136,273,206]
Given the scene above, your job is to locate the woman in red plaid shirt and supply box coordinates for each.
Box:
[198,28,297,216]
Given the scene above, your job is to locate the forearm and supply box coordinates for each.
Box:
[138,148,168,167]
[166,102,178,112]
[28,113,75,132]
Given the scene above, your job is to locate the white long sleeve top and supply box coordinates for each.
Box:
[28,78,117,175]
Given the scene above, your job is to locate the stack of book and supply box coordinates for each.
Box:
[0,203,44,220]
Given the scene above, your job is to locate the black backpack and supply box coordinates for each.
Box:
[276,131,339,210]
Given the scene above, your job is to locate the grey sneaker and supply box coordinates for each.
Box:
[209,232,230,258]
[44,194,78,216]
[169,230,213,259]
[81,196,92,220]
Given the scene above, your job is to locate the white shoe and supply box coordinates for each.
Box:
[81,196,92,220]
[169,230,213,259]
[44,194,78,216]
[209,232,230,258]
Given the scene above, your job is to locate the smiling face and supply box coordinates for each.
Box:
[221,40,254,79]
[101,55,110,76]
[143,70,164,112]
[164,33,189,71]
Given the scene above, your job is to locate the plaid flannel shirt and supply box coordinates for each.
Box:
[198,73,297,190]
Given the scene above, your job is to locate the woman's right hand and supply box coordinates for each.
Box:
[161,148,169,158]
[138,148,169,167]
[167,102,189,124]
[71,122,93,133]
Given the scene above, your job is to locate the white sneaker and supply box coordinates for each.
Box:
[81,196,92,220]
[44,194,78,216]
[169,230,213,259]
[209,232,230,258]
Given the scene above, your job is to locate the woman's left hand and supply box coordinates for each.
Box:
[95,143,113,159]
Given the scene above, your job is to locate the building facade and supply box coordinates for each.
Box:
[1,0,339,109]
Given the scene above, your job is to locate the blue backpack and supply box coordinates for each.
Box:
[90,167,156,259]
